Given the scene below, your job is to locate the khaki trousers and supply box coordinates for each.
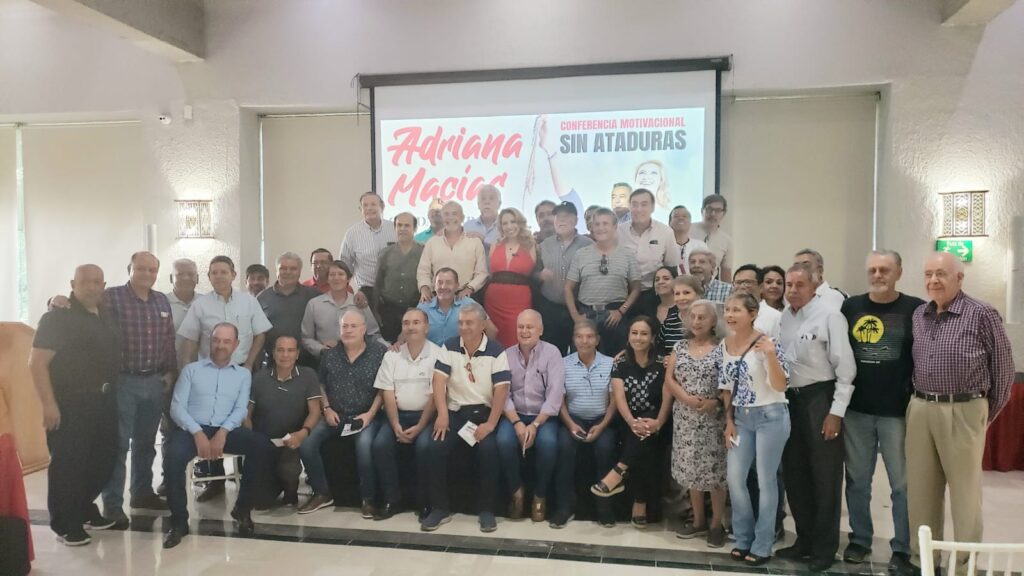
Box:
[906,396,988,564]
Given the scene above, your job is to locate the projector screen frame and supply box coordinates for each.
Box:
[361,56,732,199]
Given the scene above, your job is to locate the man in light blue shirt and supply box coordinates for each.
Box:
[162,322,275,549]
[463,184,502,250]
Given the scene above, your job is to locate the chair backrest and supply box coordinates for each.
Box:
[919,525,1024,576]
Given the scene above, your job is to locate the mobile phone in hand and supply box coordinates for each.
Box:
[348,417,364,432]
[573,429,588,440]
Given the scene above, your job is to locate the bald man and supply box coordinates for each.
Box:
[30,265,121,546]
[496,310,565,523]
[907,252,1015,572]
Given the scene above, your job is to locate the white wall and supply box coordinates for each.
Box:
[0,0,1022,357]
[0,127,17,321]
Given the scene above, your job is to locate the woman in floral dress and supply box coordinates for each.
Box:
[666,299,728,548]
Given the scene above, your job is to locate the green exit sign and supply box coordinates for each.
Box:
[936,239,973,262]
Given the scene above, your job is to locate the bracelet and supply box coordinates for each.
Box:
[511,419,522,426]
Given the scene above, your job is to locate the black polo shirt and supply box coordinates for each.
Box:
[258,282,320,365]
[249,366,321,438]
[33,294,121,399]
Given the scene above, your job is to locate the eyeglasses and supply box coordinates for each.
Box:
[464,362,476,383]
[734,279,758,287]
[599,254,609,275]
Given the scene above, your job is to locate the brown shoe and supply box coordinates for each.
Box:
[531,497,546,523]
[297,493,334,515]
[508,489,524,520]
[195,481,225,503]
[130,493,168,511]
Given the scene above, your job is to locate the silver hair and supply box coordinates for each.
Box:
[868,249,902,268]
[458,301,488,323]
[688,247,718,267]
[573,318,600,336]
[795,248,825,269]
[276,251,303,267]
[517,308,543,329]
[171,258,198,273]
[687,299,720,337]
[788,262,822,285]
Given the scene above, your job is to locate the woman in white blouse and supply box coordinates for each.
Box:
[719,292,790,566]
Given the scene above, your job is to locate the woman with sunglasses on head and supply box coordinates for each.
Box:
[719,292,790,566]
[590,316,671,529]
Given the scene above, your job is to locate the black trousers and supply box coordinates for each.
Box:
[378,298,414,344]
[47,390,118,535]
[783,381,844,561]
[536,295,574,355]
[618,419,663,505]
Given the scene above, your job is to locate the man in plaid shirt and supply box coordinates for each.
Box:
[907,251,1015,570]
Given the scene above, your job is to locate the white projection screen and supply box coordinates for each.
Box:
[368,62,723,230]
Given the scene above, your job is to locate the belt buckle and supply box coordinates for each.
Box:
[102,382,112,394]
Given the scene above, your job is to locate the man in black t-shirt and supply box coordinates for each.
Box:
[245,336,322,508]
[29,264,122,546]
[840,250,925,575]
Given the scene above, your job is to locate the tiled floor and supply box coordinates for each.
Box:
[19,460,1024,575]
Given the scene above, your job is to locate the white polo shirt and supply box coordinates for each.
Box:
[374,340,443,411]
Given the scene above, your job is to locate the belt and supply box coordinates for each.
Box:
[490,271,532,286]
[580,301,625,312]
[785,379,836,396]
[123,369,159,376]
[913,390,987,403]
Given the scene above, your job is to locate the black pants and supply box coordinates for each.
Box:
[47,390,118,535]
[378,298,414,344]
[164,426,275,529]
[423,406,499,514]
[536,295,574,355]
[618,419,663,505]
[783,381,844,561]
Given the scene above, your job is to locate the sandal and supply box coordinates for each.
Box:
[730,548,750,561]
[590,465,629,498]
[744,554,771,566]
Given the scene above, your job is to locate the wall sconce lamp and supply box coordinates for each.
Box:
[175,200,214,238]
[939,191,987,237]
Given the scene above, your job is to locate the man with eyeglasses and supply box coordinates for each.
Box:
[535,201,593,354]
[691,194,732,282]
[420,303,510,533]
[564,208,641,356]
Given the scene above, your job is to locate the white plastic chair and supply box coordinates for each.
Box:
[187,454,243,492]
[919,525,1023,576]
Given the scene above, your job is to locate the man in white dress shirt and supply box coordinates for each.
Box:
[794,249,847,311]
[776,263,856,573]
[732,264,781,339]
[340,191,397,307]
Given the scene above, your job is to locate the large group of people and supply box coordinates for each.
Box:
[30,182,1015,576]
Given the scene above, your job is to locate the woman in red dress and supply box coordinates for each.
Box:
[485,207,537,348]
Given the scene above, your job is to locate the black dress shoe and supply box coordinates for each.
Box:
[163,526,189,549]
[231,507,255,537]
[373,502,400,521]
[808,557,835,572]
[195,481,226,503]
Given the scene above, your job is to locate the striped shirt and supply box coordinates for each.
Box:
[105,283,177,374]
[536,233,593,303]
[434,335,511,410]
[340,219,397,290]
[567,244,639,306]
[660,305,688,354]
[563,352,614,420]
[912,291,1015,422]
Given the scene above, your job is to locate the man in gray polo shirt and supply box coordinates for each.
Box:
[565,208,641,355]
[535,201,593,354]
[246,335,322,508]
[258,252,320,368]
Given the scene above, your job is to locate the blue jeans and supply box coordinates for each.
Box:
[372,410,432,507]
[555,414,618,512]
[496,413,559,499]
[844,409,909,554]
[102,373,164,511]
[727,403,790,558]
[299,415,384,500]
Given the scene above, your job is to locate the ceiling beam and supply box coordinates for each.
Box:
[29,0,204,62]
